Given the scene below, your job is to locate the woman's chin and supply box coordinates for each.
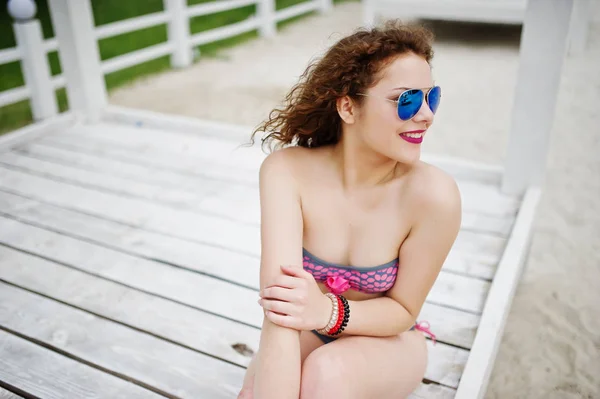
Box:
[392,148,421,166]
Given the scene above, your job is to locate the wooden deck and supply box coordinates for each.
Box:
[0,113,523,398]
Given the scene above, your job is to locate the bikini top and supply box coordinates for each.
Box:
[302,248,399,294]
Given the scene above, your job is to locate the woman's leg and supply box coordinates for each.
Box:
[237,329,326,398]
[299,330,428,399]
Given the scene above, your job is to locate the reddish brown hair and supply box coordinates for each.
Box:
[250,20,435,151]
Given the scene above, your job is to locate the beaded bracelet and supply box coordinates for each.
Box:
[328,295,349,336]
[316,293,338,335]
[315,293,350,337]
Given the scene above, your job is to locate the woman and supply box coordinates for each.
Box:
[238,20,461,399]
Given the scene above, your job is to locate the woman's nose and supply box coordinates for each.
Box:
[413,100,435,124]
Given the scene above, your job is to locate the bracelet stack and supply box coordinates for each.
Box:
[316,292,350,336]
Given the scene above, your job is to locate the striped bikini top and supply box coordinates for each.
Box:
[302,248,399,294]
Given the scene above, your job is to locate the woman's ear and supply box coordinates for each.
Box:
[336,95,357,124]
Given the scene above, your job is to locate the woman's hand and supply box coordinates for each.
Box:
[258,265,332,331]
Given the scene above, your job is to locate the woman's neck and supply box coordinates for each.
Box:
[330,136,402,190]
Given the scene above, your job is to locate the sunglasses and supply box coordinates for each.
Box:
[357,86,441,121]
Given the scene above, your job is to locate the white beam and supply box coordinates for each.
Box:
[13,20,58,120]
[502,0,574,195]
[164,0,192,68]
[47,0,107,123]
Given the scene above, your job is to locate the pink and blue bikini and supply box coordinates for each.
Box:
[302,247,436,344]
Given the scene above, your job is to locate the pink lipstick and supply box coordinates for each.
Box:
[399,130,425,144]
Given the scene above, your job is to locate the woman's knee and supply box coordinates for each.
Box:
[404,330,428,380]
[300,350,346,399]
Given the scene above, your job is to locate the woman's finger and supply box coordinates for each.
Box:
[260,286,298,302]
[259,298,296,315]
[264,310,297,329]
[269,274,303,289]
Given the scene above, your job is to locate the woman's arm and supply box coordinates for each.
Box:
[253,149,304,399]
[339,171,462,338]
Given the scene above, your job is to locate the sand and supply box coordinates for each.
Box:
[109,2,600,398]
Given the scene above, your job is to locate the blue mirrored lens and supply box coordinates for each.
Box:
[427,86,441,114]
[397,89,423,120]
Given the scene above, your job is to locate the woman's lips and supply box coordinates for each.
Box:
[399,131,424,144]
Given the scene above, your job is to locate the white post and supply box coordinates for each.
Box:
[47,0,107,123]
[319,0,333,14]
[258,0,276,38]
[567,0,591,55]
[164,0,192,67]
[9,0,58,120]
[501,0,574,195]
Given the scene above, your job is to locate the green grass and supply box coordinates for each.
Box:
[0,0,349,136]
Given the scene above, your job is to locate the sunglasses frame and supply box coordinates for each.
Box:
[356,86,441,121]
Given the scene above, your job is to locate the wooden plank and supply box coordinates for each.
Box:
[409,383,456,399]
[0,165,508,267]
[0,191,500,289]
[9,142,509,261]
[0,166,262,255]
[0,148,508,261]
[0,214,488,317]
[16,141,519,219]
[0,330,164,399]
[0,179,501,284]
[444,250,497,281]
[0,112,74,153]
[0,151,223,210]
[54,122,265,169]
[40,134,258,185]
[15,141,226,195]
[0,193,482,348]
[0,387,24,399]
[0,283,245,399]
[0,283,462,398]
[103,104,501,187]
[420,152,503,185]
[37,133,515,235]
[102,104,254,142]
[0,245,468,388]
[45,124,520,217]
[0,216,263,327]
[0,190,260,288]
[0,212,482,344]
[0,245,260,368]
[455,188,541,399]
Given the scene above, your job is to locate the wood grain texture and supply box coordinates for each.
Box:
[0,188,503,282]
[455,188,542,399]
[0,330,164,399]
[0,200,481,349]
[0,151,223,210]
[0,166,261,254]
[0,245,261,368]
[0,282,245,399]
[0,387,24,399]
[409,383,456,399]
[10,138,520,218]
[14,141,226,195]
[38,126,516,236]
[0,244,467,388]
[0,216,264,327]
[0,215,487,325]
[0,121,528,397]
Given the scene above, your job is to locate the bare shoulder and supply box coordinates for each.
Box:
[406,161,462,215]
[259,145,320,184]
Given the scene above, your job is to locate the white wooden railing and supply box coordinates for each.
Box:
[1,0,333,121]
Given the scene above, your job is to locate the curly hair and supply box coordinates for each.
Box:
[249,19,435,152]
